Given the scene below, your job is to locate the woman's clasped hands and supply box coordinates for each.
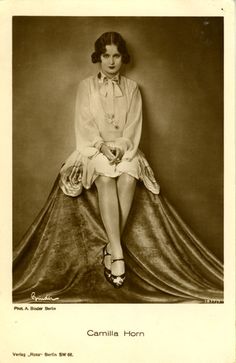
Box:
[100,144,124,165]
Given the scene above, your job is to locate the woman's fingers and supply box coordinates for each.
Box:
[110,148,123,164]
[101,145,123,164]
[103,147,116,161]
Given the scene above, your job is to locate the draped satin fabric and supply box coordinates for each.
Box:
[13,177,223,303]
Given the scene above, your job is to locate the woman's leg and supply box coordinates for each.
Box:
[117,173,137,234]
[95,176,124,276]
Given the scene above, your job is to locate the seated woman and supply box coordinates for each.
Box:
[60,31,160,288]
[13,31,223,303]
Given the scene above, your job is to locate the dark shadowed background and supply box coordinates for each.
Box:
[13,17,223,260]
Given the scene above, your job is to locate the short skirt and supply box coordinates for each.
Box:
[59,148,160,197]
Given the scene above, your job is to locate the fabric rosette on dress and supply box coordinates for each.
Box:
[59,158,83,197]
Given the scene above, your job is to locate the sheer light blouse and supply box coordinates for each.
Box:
[75,74,142,161]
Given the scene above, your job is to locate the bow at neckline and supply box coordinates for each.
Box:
[98,72,123,97]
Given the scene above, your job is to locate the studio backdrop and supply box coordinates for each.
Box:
[13,17,223,260]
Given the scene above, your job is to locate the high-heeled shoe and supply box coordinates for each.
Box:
[109,258,126,289]
[102,245,112,282]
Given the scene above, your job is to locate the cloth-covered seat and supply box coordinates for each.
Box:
[13,177,223,304]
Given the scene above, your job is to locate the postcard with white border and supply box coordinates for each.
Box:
[0,1,235,362]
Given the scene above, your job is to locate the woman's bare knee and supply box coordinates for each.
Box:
[118,173,136,186]
[95,176,116,189]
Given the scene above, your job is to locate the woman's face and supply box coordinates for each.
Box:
[100,44,122,78]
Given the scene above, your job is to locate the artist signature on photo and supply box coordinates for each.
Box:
[31,291,59,302]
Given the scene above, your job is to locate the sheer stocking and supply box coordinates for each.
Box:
[117,173,137,234]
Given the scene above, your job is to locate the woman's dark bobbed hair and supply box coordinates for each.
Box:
[91,32,130,64]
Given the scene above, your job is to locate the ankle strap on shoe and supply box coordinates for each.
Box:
[112,258,124,263]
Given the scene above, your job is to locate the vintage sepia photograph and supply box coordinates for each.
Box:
[12,16,224,304]
[0,1,234,361]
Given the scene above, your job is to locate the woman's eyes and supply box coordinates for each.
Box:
[102,54,121,59]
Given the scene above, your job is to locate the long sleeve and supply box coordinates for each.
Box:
[114,84,142,161]
[75,80,103,157]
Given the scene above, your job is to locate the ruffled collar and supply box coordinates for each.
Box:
[97,71,120,83]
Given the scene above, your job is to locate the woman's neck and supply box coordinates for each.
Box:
[100,70,119,79]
